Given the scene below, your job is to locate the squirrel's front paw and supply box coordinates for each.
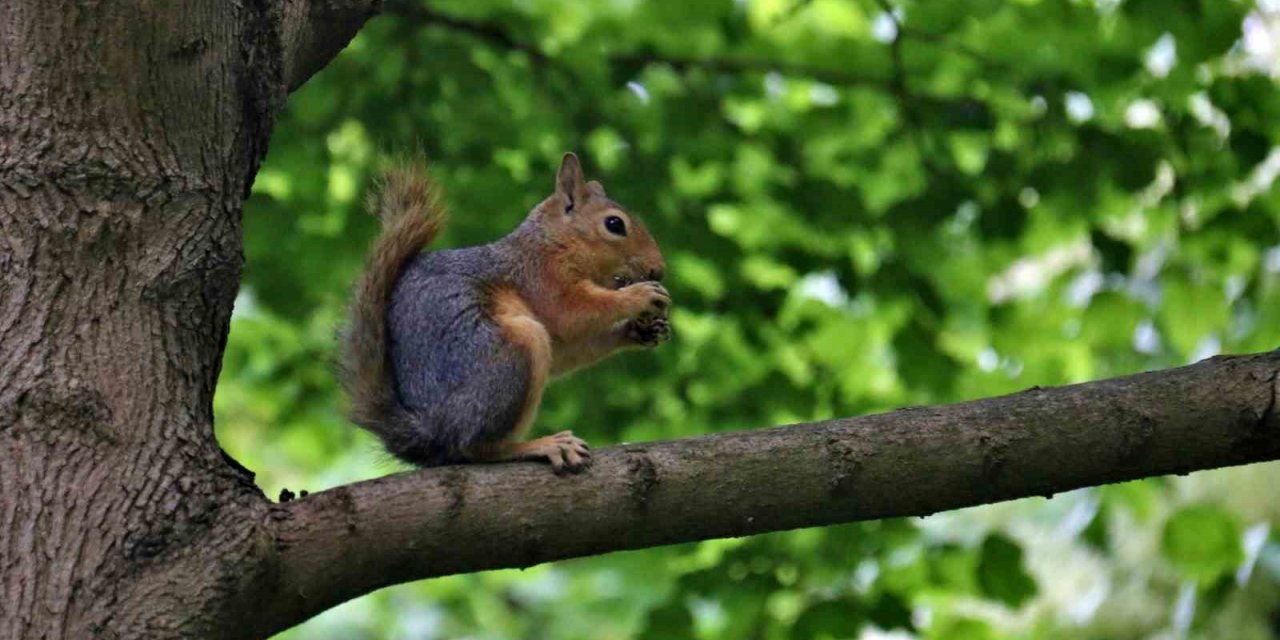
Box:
[620,281,670,316]
[626,315,671,347]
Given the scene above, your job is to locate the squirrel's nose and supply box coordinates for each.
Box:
[648,268,664,282]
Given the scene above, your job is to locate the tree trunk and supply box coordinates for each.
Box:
[0,1,375,637]
[0,2,1277,639]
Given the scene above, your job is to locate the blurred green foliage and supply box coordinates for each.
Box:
[214,0,1280,637]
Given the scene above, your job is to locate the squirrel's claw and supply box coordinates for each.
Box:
[627,315,671,347]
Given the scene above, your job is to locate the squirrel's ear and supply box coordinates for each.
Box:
[585,180,607,198]
[556,152,586,213]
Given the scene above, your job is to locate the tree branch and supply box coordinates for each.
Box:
[381,2,995,90]
[875,0,958,179]
[383,0,887,87]
[385,0,548,63]
[609,51,889,88]
[281,0,384,92]
[245,350,1280,636]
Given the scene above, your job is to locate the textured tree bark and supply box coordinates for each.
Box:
[0,2,1277,640]
[0,1,376,638]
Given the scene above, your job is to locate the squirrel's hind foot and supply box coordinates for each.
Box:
[532,431,592,475]
[473,431,591,474]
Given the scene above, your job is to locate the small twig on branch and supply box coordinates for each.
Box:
[610,51,889,87]
[383,0,888,87]
[897,25,1000,67]
[874,0,960,178]
[384,0,548,63]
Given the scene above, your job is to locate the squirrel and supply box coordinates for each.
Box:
[341,153,671,474]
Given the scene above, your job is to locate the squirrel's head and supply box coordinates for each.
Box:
[534,153,665,288]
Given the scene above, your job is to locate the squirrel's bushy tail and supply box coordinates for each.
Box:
[342,164,447,445]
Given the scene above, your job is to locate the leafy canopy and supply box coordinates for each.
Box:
[214,0,1280,637]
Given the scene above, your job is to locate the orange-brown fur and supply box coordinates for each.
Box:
[488,287,552,440]
[520,195,668,378]
[342,165,447,436]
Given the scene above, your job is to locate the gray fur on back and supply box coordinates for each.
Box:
[385,243,532,464]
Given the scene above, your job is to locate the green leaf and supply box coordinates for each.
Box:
[1081,504,1110,553]
[1161,504,1244,585]
[1100,479,1165,521]
[929,544,980,595]
[867,593,913,631]
[792,599,864,640]
[636,600,694,640]
[1158,274,1229,359]
[976,534,1038,608]
[928,616,998,640]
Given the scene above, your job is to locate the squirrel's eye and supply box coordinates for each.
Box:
[604,215,627,236]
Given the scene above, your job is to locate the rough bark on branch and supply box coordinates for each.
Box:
[249,350,1280,637]
[282,0,383,91]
